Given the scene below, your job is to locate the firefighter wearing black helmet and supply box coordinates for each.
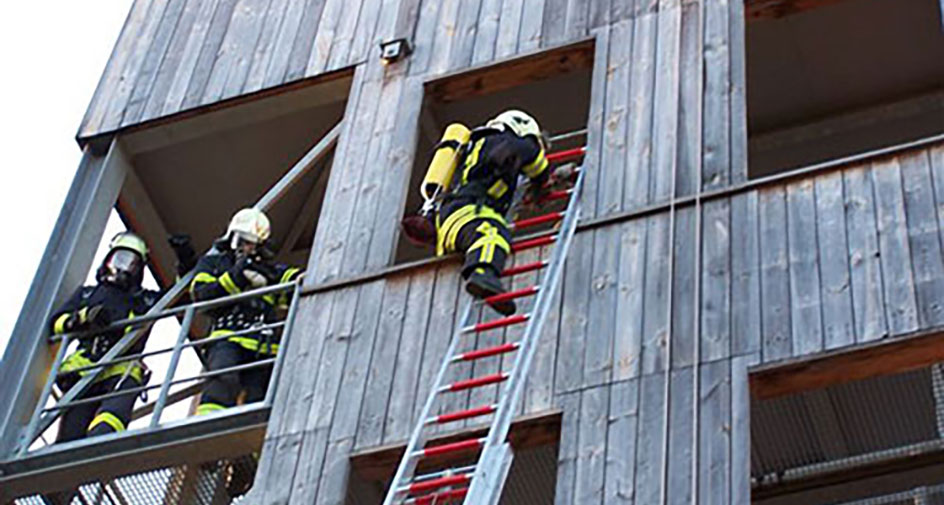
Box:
[49,231,159,442]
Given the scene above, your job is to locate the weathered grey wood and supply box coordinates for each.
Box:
[698,359,731,505]
[555,231,593,392]
[574,386,609,505]
[581,26,611,221]
[242,0,292,93]
[554,392,581,505]
[623,6,657,210]
[347,0,385,65]
[354,275,410,450]
[730,191,761,356]
[471,0,502,64]
[589,0,612,29]
[428,0,463,75]
[325,0,364,70]
[633,371,667,505]
[139,0,204,121]
[312,437,355,505]
[671,206,697,369]
[258,0,309,88]
[203,0,273,103]
[641,213,671,374]
[584,227,620,388]
[523,243,561,414]
[306,0,346,76]
[843,165,888,342]
[814,171,856,350]
[872,156,920,336]
[786,180,824,356]
[603,379,639,505]
[495,0,525,58]
[180,0,239,109]
[666,366,695,505]
[564,0,592,41]
[759,187,792,362]
[730,354,754,505]
[701,198,731,362]
[413,264,460,431]
[649,0,682,202]
[383,269,435,443]
[613,219,647,381]
[928,145,944,288]
[406,0,443,76]
[158,0,223,116]
[259,431,306,503]
[541,0,569,48]
[729,0,749,184]
[287,427,330,503]
[449,0,484,70]
[702,0,730,190]
[518,0,547,51]
[598,20,631,216]
[285,0,328,82]
[675,0,703,198]
[900,151,944,327]
[306,286,361,432]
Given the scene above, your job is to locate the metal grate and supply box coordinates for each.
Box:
[13,454,258,505]
[829,482,944,505]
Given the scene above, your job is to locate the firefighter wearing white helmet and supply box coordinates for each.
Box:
[425,109,549,316]
[49,231,160,443]
[190,207,302,417]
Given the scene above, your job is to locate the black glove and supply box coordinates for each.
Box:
[168,234,197,275]
[84,304,114,330]
[247,260,281,285]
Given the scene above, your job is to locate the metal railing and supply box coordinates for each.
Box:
[17,278,303,455]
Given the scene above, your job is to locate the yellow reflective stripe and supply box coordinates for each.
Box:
[88,412,125,433]
[53,313,71,334]
[487,180,508,199]
[124,310,135,335]
[77,306,89,324]
[60,350,94,373]
[196,403,227,416]
[461,139,486,185]
[280,267,301,284]
[522,149,548,179]
[218,271,242,295]
[190,272,219,294]
[470,222,509,264]
[436,204,508,256]
[228,336,279,354]
[60,351,143,383]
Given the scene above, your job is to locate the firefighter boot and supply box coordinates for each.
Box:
[465,267,516,315]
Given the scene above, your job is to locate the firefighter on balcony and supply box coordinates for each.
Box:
[191,208,302,416]
[49,232,159,443]
[402,110,550,315]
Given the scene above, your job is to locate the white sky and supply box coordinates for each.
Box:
[0,3,132,353]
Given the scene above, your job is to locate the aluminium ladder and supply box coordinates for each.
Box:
[382,143,588,505]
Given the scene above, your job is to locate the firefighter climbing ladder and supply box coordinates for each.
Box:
[382,138,588,505]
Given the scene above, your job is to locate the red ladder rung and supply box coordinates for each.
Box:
[444,373,508,392]
[465,314,529,333]
[512,211,564,230]
[416,438,484,458]
[484,286,538,305]
[512,234,556,252]
[455,342,520,362]
[431,404,497,424]
[407,474,471,494]
[407,488,470,504]
[546,146,586,163]
[540,189,573,203]
[501,260,547,277]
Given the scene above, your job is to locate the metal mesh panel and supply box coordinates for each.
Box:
[830,483,944,505]
[13,454,257,505]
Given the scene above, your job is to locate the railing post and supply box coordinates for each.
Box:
[264,282,302,407]
[150,306,196,427]
[18,335,71,455]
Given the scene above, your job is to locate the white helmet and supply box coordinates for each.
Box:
[486,110,543,143]
[227,207,271,245]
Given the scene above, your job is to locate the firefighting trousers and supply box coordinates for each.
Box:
[437,203,512,279]
[197,341,273,416]
[56,375,141,443]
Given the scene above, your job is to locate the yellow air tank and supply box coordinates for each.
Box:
[421,122,471,202]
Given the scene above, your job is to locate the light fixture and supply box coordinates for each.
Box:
[380,38,413,64]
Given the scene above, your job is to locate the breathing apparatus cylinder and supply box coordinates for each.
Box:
[421,123,471,207]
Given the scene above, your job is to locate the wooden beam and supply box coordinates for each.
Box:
[745,0,852,20]
[750,326,944,400]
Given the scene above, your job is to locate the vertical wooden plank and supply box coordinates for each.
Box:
[623,2,657,210]
[814,172,856,350]
[141,0,205,121]
[312,438,356,505]
[589,0,612,29]
[928,144,944,282]
[666,366,695,505]
[641,213,671,375]
[728,0,749,184]
[383,269,435,443]
[495,0,526,58]
[524,243,562,414]
[675,0,703,198]
[414,265,461,431]
[305,0,345,76]
[730,191,761,357]
[583,27,611,221]
[702,0,731,190]
[242,0,292,93]
[325,0,365,70]
[702,198,731,362]
[843,165,888,343]
[786,180,824,356]
[287,427,330,504]
[597,20,632,217]
[284,0,329,82]
[649,0,682,202]
[180,0,240,109]
[347,0,387,65]
[603,379,639,505]
[448,0,484,70]
[613,219,647,381]
[633,371,667,505]
[758,187,792,362]
[698,359,732,505]
[541,0,569,48]
[518,0,547,51]
[872,157,920,336]
[585,227,621,387]
[471,0,501,64]
[354,275,410,451]
[564,0,592,41]
[671,206,697,369]
[305,287,361,432]
[160,0,225,115]
[554,392,581,505]
[201,0,273,103]
[407,0,443,76]
[900,150,944,328]
[123,0,189,125]
[574,386,610,505]
[555,232,593,393]
[259,0,310,87]
[427,0,463,75]
[730,354,754,505]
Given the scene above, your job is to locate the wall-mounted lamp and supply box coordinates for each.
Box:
[380,38,413,64]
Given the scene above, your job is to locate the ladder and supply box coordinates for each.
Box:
[382,142,588,505]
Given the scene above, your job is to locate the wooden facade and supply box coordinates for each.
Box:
[53,0,944,503]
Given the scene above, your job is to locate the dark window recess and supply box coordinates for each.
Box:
[747,0,944,178]
[394,41,594,264]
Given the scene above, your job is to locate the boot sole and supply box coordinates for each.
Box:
[465,282,517,316]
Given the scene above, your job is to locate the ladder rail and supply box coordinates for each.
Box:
[464,168,585,504]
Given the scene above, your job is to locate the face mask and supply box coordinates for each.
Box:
[102,249,143,287]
